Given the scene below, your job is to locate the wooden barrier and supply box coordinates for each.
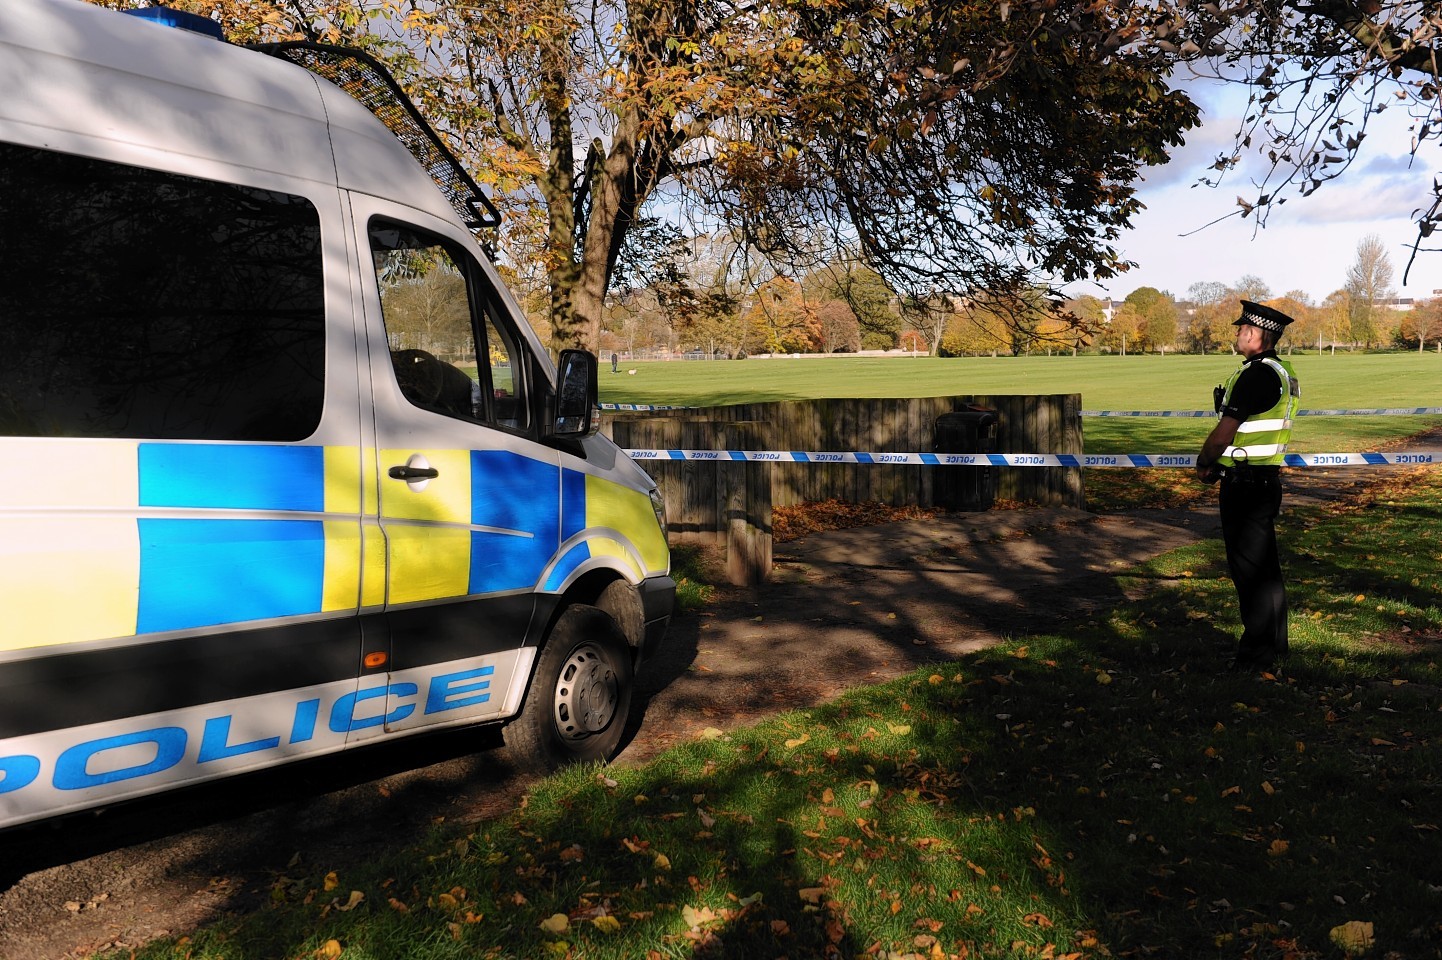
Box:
[607,394,1083,509]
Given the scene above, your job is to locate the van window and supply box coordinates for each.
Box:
[0,143,325,440]
[484,311,527,430]
[369,221,529,431]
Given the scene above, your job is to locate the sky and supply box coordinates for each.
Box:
[1065,76,1442,307]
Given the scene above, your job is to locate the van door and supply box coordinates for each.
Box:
[349,201,558,739]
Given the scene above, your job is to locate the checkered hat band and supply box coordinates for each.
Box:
[1243,311,1285,332]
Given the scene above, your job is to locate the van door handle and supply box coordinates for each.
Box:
[388,465,439,481]
[388,454,438,492]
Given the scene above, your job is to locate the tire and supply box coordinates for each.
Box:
[503,604,634,774]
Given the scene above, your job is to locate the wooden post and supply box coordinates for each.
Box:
[1062,392,1085,507]
[719,422,772,585]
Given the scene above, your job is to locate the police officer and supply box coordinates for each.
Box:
[1195,300,1300,673]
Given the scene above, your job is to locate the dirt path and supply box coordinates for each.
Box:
[622,503,1212,760]
[0,449,1426,960]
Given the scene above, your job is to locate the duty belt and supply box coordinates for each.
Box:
[1220,462,1280,482]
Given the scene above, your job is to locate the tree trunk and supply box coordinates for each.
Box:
[548,101,650,352]
[539,67,582,355]
[574,132,631,351]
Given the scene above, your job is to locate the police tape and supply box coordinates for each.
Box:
[604,403,1442,416]
[600,403,693,411]
[1081,407,1442,417]
[622,449,1442,468]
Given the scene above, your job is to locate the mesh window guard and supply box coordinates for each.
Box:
[250,41,502,230]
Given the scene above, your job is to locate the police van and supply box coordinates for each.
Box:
[0,0,674,831]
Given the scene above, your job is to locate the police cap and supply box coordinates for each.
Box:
[1235,300,1294,336]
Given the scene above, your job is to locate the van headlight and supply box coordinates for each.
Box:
[648,487,667,542]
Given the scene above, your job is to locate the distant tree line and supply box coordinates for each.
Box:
[563,233,1442,358]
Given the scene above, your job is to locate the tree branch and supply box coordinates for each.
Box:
[1300,0,1442,76]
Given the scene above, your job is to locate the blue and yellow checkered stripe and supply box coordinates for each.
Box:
[1,441,372,652]
[136,443,372,633]
[381,448,667,600]
[1,440,667,654]
[542,472,668,591]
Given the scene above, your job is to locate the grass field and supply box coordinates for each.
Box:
[598,353,1442,411]
[600,353,1442,455]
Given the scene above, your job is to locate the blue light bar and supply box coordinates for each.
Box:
[122,6,225,41]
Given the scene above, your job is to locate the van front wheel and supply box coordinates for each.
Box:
[504,604,634,774]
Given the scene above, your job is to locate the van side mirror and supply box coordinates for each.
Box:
[553,349,599,438]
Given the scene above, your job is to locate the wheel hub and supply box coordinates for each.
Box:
[552,644,618,739]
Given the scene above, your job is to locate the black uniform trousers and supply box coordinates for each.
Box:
[1219,466,1288,665]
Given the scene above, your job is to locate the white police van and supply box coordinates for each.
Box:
[0,0,673,830]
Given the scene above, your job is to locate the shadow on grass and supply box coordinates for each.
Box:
[128,476,1442,960]
[0,722,519,892]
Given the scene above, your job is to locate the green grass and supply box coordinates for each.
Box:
[115,470,1442,960]
[667,543,715,613]
[600,353,1442,413]
[1082,415,1442,455]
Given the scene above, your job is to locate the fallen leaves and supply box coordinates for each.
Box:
[316,889,365,918]
[682,903,720,927]
[772,499,940,543]
[1329,920,1375,955]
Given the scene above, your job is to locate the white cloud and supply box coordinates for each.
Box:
[1289,175,1430,225]
[1133,100,1248,190]
[1360,152,1430,177]
[1080,75,1442,302]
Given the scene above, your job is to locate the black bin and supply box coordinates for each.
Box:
[933,408,997,511]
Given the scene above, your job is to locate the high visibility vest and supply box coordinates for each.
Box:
[1217,356,1300,467]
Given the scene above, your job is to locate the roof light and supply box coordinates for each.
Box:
[122,6,225,41]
